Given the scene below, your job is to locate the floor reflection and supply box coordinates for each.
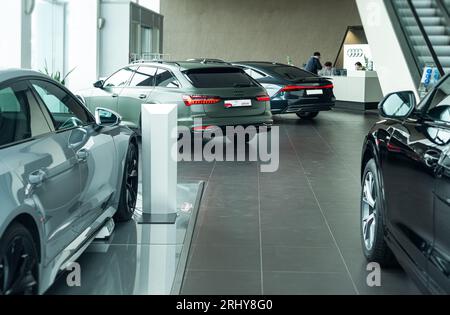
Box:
[46,182,203,295]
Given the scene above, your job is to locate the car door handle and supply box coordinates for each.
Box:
[139,94,147,99]
[76,149,90,162]
[28,169,47,186]
[424,150,440,167]
[112,93,119,98]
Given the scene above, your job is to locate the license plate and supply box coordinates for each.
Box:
[224,99,252,108]
[306,89,323,95]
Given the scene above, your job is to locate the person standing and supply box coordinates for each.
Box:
[319,61,333,76]
[305,52,323,75]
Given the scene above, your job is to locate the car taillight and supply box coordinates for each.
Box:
[256,95,271,102]
[279,84,334,92]
[183,95,221,106]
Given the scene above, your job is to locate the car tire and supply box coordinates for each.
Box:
[361,159,396,267]
[296,112,319,119]
[0,223,39,295]
[114,141,139,222]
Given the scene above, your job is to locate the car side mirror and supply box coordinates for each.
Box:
[93,80,104,89]
[95,107,121,127]
[379,91,416,119]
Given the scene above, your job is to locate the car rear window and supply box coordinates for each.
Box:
[271,66,315,80]
[184,68,258,88]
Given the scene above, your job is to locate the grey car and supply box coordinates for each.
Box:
[0,69,139,295]
[77,61,273,133]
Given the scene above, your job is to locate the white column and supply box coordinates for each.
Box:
[141,103,177,218]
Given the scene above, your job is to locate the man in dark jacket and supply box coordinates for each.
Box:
[305,52,323,75]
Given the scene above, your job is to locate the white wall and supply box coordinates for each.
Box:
[135,0,160,13]
[65,0,100,91]
[0,1,31,69]
[356,0,419,99]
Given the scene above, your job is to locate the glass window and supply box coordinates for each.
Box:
[272,65,314,80]
[0,82,49,146]
[129,66,157,87]
[31,80,90,131]
[104,67,134,88]
[243,68,266,80]
[184,68,258,88]
[155,69,180,88]
[426,77,450,123]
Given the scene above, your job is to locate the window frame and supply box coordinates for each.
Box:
[29,78,95,134]
[154,67,182,89]
[0,78,53,150]
[127,65,158,88]
[103,66,136,89]
[421,74,450,124]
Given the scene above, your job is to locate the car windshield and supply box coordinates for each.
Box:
[184,68,258,88]
[271,65,316,80]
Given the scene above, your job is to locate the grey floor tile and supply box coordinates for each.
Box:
[188,245,260,271]
[264,271,356,295]
[182,270,261,295]
[262,246,346,273]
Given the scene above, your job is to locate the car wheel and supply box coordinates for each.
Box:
[114,141,139,222]
[296,112,319,119]
[0,223,39,295]
[361,159,395,266]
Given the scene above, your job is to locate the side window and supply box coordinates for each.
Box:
[0,82,49,146]
[104,67,134,88]
[31,80,91,131]
[244,68,265,80]
[155,68,180,88]
[129,66,157,87]
[426,77,450,123]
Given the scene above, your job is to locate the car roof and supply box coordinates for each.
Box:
[0,68,49,83]
[233,61,291,68]
[128,61,240,71]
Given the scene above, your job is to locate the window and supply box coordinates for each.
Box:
[184,68,258,88]
[0,82,49,146]
[243,68,266,80]
[426,77,450,123]
[129,66,157,87]
[272,65,313,80]
[104,67,134,88]
[31,80,90,131]
[155,68,180,88]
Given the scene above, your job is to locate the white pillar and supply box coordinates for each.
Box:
[141,103,177,223]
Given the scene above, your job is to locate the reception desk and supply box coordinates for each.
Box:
[329,71,383,111]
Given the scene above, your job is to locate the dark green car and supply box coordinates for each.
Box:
[78,61,273,133]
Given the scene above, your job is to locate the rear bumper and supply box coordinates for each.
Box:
[179,112,274,131]
[284,102,335,113]
[271,100,335,114]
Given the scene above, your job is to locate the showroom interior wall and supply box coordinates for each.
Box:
[160,0,362,66]
[0,0,160,91]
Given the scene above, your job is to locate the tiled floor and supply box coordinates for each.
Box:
[180,110,421,295]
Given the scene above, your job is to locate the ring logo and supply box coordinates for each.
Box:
[347,48,364,58]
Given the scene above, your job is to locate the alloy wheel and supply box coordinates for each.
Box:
[362,171,377,251]
[0,235,38,295]
[125,145,139,214]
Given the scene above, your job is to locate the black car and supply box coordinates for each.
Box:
[233,62,335,119]
[361,74,450,294]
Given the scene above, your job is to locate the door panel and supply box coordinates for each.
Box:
[0,80,81,264]
[380,120,437,282]
[31,80,117,235]
[89,67,135,113]
[118,66,157,128]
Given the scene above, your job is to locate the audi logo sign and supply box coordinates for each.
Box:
[347,48,364,58]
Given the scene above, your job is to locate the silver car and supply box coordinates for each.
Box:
[0,69,139,295]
